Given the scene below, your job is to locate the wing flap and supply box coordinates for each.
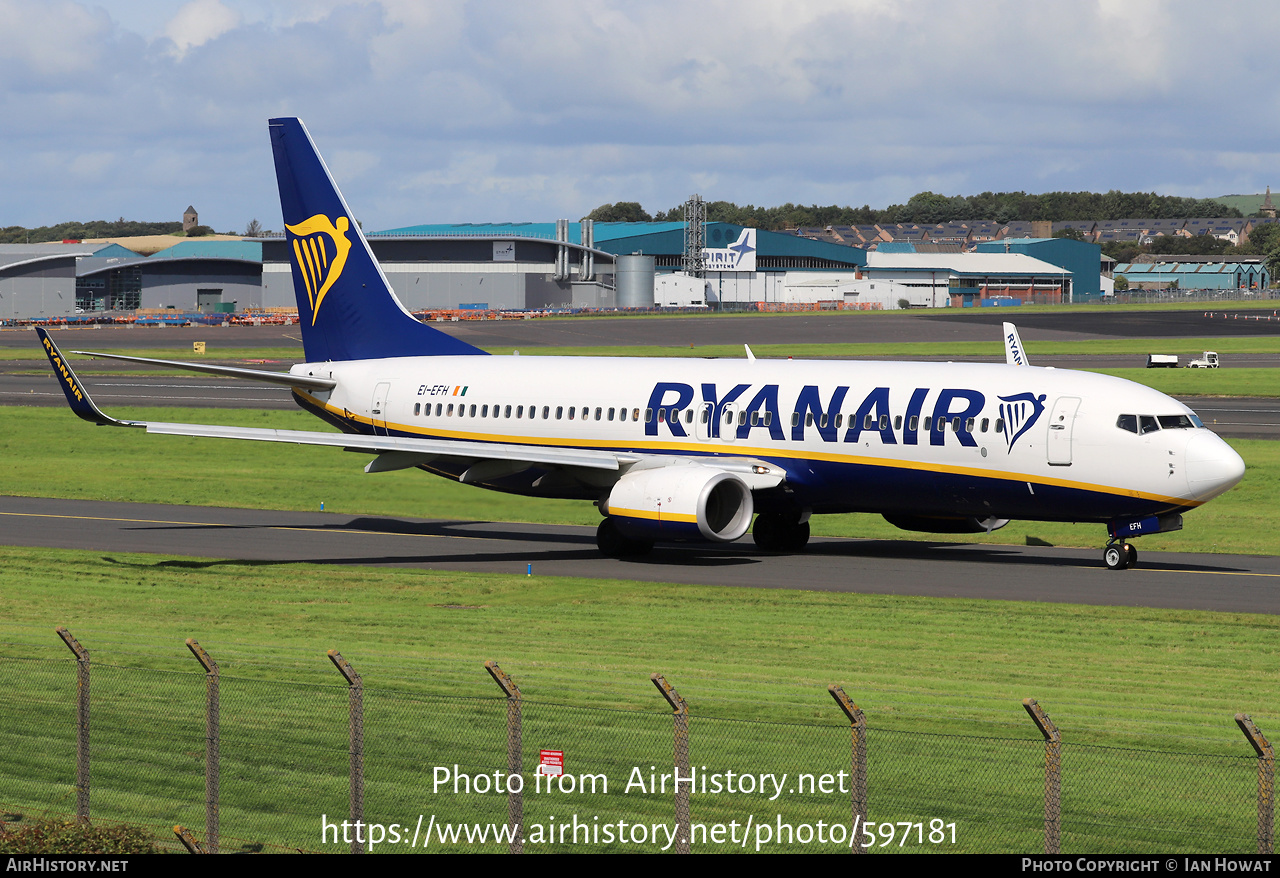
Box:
[141,421,625,471]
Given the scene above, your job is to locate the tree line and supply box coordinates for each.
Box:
[0,219,186,244]
[584,190,1243,228]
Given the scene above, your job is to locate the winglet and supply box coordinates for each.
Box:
[36,328,142,428]
[1003,322,1030,366]
[744,344,756,362]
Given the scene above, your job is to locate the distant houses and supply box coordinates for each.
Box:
[786,216,1278,250]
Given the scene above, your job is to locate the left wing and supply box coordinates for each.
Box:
[36,328,785,488]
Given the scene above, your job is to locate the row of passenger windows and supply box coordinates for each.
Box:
[656,408,1006,434]
[414,402,642,422]
[1116,413,1202,434]
[409,401,1007,434]
[789,411,1006,434]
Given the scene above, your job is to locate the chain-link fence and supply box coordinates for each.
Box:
[1111,288,1280,304]
[0,634,1273,855]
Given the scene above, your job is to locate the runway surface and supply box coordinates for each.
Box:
[4,307,1278,354]
[0,372,297,409]
[4,495,1279,615]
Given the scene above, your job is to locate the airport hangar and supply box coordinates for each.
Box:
[0,225,1093,319]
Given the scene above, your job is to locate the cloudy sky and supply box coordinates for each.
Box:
[3,0,1278,233]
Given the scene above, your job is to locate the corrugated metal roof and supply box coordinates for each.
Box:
[0,242,133,270]
[865,251,1069,276]
[602,224,867,265]
[151,240,262,260]
[1115,261,1259,274]
[375,221,688,244]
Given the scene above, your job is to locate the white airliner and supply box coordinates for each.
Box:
[38,118,1246,570]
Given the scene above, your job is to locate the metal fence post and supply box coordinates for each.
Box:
[1023,698,1061,854]
[173,824,206,854]
[328,650,364,854]
[485,661,523,854]
[55,627,90,824]
[185,639,219,854]
[651,674,690,854]
[828,685,867,853]
[1235,714,1274,855]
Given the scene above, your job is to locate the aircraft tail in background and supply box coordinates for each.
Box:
[1003,322,1030,366]
[267,117,487,362]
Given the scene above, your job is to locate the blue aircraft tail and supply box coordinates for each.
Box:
[268,117,487,361]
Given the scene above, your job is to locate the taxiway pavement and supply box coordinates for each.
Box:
[4,495,1278,615]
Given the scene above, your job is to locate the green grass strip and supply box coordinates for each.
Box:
[2,546,1276,749]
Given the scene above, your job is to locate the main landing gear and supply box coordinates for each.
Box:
[752,511,811,553]
[1103,539,1138,571]
[596,517,653,559]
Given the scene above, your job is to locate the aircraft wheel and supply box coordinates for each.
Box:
[754,514,809,553]
[782,521,811,552]
[1104,544,1129,570]
[596,518,652,558]
[1125,543,1137,568]
[752,513,785,551]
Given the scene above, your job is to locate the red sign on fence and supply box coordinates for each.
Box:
[538,750,564,777]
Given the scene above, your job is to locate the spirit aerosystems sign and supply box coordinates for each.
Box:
[703,229,756,273]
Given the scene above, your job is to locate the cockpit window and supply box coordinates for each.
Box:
[1119,413,1204,434]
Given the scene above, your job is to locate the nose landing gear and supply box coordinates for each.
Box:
[1103,539,1137,570]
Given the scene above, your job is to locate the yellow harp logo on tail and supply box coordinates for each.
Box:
[285,214,352,325]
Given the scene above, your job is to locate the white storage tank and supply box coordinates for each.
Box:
[616,253,656,308]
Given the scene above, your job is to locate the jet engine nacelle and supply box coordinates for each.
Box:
[606,466,754,543]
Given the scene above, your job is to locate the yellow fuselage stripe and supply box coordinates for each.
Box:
[296,391,1201,509]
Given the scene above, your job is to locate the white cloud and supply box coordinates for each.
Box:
[162,0,241,56]
[5,0,1280,227]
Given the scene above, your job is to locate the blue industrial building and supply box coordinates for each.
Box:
[974,237,1102,300]
[1113,259,1270,291]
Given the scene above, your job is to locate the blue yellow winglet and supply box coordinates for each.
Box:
[36,327,142,428]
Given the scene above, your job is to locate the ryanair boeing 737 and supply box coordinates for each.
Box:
[38,118,1246,570]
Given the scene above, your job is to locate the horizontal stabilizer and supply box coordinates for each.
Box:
[69,350,337,390]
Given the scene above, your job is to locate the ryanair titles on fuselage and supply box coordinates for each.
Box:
[643,381,1045,452]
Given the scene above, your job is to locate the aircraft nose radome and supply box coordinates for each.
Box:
[1185,432,1246,501]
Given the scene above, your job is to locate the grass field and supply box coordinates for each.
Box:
[0,547,1275,853]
